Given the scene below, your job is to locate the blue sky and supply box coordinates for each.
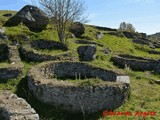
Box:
[0,0,160,35]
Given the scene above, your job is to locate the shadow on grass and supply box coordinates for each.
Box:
[15,77,102,120]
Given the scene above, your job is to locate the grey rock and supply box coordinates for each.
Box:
[77,45,97,61]
[70,22,85,38]
[116,76,130,84]
[0,28,8,40]
[96,32,104,39]
[0,91,39,120]
[0,27,5,34]
[4,5,49,32]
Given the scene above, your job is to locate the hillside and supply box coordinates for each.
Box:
[149,32,160,38]
[0,9,160,120]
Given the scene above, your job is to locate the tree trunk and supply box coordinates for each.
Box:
[58,31,65,43]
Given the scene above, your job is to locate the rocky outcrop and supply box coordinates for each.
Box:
[77,45,97,61]
[122,31,141,39]
[111,54,160,72]
[0,91,39,120]
[106,31,125,37]
[27,61,130,113]
[3,5,49,32]
[96,32,104,39]
[132,39,151,45]
[70,22,85,38]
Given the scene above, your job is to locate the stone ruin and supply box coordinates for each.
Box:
[111,54,160,73]
[0,91,39,120]
[27,61,130,113]
[19,39,72,62]
[0,42,23,79]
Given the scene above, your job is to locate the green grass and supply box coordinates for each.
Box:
[97,34,135,54]
[0,62,9,68]
[50,77,106,86]
[99,73,160,120]
[0,10,17,26]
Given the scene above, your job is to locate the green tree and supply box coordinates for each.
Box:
[119,22,127,31]
[40,0,87,43]
[119,22,135,32]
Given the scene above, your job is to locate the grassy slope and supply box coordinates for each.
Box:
[0,10,160,120]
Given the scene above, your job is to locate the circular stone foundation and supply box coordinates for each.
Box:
[27,62,130,113]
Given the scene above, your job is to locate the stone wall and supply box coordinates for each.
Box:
[27,61,130,113]
[0,67,22,79]
[0,44,23,79]
[31,39,68,51]
[19,47,72,62]
[111,54,159,71]
[0,91,39,120]
[0,43,9,61]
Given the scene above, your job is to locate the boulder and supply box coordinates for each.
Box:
[0,27,5,34]
[0,28,8,40]
[70,22,85,38]
[96,31,104,39]
[77,45,97,61]
[3,5,49,32]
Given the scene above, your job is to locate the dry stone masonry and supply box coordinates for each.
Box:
[111,54,160,72]
[27,61,130,113]
[0,43,9,61]
[19,39,73,62]
[0,91,39,120]
[19,46,71,62]
[0,43,23,79]
[31,39,68,51]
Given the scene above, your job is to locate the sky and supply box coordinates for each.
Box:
[0,0,160,35]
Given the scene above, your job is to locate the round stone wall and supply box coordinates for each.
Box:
[27,62,130,113]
